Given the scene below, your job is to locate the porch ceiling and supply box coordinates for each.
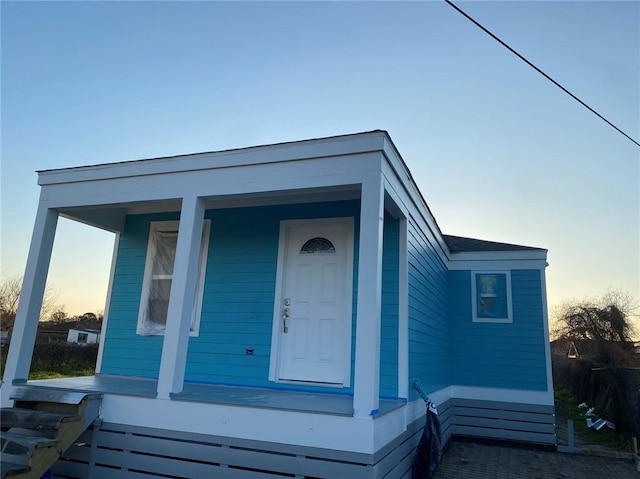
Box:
[60,185,362,233]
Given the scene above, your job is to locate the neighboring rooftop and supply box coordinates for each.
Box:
[443,234,546,253]
[38,319,102,333]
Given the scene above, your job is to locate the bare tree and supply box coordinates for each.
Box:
[553,288,638,355]
[552,289,640,436]
[0,274,61,333]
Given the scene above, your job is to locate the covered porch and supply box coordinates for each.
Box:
[1,132,415,425]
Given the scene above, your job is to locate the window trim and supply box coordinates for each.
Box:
[471,271,513,323]
[137,219,211,336]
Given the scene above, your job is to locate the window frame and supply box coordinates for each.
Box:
[471,271,513,323]
[136,219,211,336]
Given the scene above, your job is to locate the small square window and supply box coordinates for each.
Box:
[471,272,512,323]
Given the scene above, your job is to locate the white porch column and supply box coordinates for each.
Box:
[157,196,205,399]
[353,174,385,417]
[1,204,58,407]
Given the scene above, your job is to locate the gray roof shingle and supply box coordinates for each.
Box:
[443,234,545,253]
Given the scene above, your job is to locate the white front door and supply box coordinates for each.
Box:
[272,218,354,385]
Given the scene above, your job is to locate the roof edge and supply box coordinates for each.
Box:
[443,234,547,253]
[37,129,390,175]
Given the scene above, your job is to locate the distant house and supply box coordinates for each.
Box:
[567,341,579,359]
[37,318,103,344]
[66,329,100,345]
[1,131,554,478]
[551,338,640,362]
[550,339,594,359]
[36,323,68,344]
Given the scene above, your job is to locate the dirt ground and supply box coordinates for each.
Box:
[433,440,638,479]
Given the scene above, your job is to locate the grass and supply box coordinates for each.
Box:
[27,367,96,380]
[555,387,632,451]
[1,342,98,381]
[1,363,96,381]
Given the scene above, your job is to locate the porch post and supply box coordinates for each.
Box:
[353,174,384,417]
[397,217,409,399]
[1,203,58,407]
[157,196,205,399]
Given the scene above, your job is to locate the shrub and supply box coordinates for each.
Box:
[30,342,98,370]
[1,342,98,377]
[553,355,640,438]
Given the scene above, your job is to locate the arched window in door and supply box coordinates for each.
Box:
[300,237,335,254]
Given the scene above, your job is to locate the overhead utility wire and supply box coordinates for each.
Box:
[445,0,640,148]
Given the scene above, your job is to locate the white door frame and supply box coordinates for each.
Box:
[268,217,355,387]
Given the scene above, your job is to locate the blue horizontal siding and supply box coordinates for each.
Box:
[449,269,548,391]
[100,212,179,378]
[407,221,450,401]
[380,214,399,398]
[102,202,548,402]
[101,201,372,395]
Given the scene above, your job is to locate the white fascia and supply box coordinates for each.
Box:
[380,139,450,265]
[37,132,389,186]
[448,250,548,271]
[37,153,381,210]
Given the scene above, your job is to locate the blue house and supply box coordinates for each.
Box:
[1,131,554,478]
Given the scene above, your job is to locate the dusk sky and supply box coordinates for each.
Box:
[1,1,638,322]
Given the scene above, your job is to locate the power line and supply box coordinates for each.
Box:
[445,0,640,148]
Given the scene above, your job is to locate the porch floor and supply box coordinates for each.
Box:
[22,375,405,417]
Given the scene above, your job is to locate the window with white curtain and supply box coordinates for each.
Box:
[471,271,513,323]
[137,220,210,336]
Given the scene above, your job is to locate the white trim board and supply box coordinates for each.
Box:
[539,270,555,397]
[95,233,120,373]
[448,259,548,270]
[37,133,389,186]
[99,394,378,454]
[39,154,379,209]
